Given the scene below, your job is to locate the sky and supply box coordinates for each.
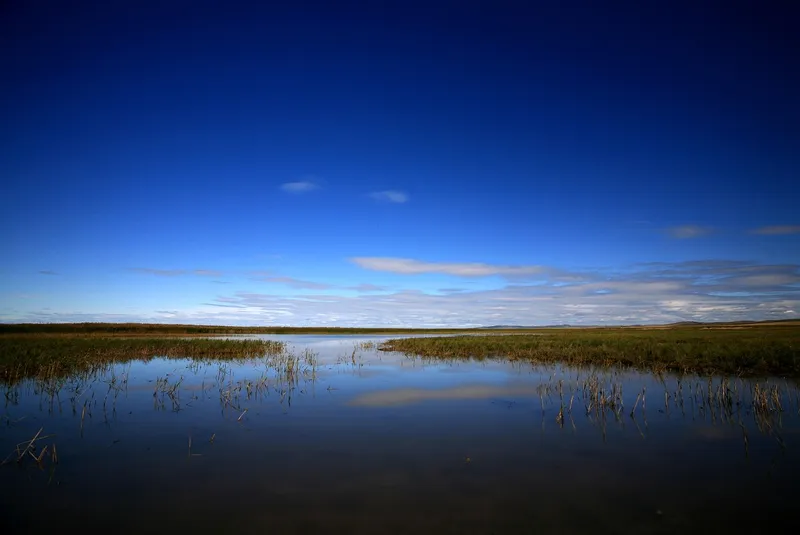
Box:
[1,1,799,327]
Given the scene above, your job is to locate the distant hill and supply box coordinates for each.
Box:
[483,324,573,329]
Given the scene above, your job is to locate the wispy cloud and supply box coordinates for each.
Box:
[186,258,799,326]
[38,270,58,276]
[131,268,187,277]
[193,269,222,277]
[347,283,388,292]
[749,225,800,236]
[255,275,332,290]
[16,259,800,327]
[280,181,319,193]
[368,190,409,203]
[198,260,800,326]
[350,257,555,279]
[665,225,714,239]
[130,268,222,277]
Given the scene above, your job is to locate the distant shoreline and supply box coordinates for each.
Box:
[0,319,799,335]
[0,318,798,336]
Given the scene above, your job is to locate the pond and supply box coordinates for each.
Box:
[2,334,798,533]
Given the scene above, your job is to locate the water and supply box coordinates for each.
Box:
[2,334,798,534]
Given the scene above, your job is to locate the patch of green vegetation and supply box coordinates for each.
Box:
[380,326,800,377]
[0,336,285,384]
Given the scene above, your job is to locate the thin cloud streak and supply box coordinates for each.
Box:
[369,190,409,203]
[15,260,800,327]
[665,225,714,239]
[256,275,332,290]
[347,283,388,292]
[280,181,319,193]
[131,268,222,277]
[750,225,800,236]
[210,259,800,326]
[38,270,58,275]
[193,269,222,277]
[351,257,554,278]
[131,268,187,277]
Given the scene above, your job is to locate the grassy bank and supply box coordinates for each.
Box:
[0,336,285,384]
[381,325,800,377]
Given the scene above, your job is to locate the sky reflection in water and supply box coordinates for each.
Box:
[2,335,798,534]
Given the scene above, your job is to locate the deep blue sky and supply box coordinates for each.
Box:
[2,1,799,326]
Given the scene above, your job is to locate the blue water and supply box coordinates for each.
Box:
[1,335,797,534]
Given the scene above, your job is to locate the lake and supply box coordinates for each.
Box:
[2,334,798,534]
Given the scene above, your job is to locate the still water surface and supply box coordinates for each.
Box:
[2,335,798,533]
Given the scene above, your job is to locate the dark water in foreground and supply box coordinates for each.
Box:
[2,335,798,534]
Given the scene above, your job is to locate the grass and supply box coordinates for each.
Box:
[0,336,285,384]
[380,324,800,377]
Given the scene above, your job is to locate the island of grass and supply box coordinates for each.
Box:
[0,337,286,384]
[380,322,800,377]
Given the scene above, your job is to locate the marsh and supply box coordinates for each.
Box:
[2,332,798,534]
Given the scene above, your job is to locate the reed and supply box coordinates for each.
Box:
[380,325,800,377]
[0,336,286,384]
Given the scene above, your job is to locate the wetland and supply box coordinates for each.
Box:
[2,324,799,533]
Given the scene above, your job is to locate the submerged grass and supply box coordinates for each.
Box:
[0,336,285,384]
[381,325,800,377]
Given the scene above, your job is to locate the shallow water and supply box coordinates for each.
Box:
[2,334,798,534]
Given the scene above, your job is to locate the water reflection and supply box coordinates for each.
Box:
[1,335,798,533]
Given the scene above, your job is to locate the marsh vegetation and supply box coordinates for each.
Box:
[381,324,800,377]
[0,336,285,384]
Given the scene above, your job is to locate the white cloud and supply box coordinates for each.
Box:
[665,225,714,239]
[131,268,187,276]
[280,181,319,193]
[369,190,408,203]
[347,283,388,292]
[750,225,800,236]
[255,275,332,290]
[729,274,800,287]
[131,268,222,277]
[351,257,553,278]
[14,260,800,327]
[193,269,222,277]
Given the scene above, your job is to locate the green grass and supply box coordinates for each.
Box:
[0,336,285,384]
[380,325,800,377]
